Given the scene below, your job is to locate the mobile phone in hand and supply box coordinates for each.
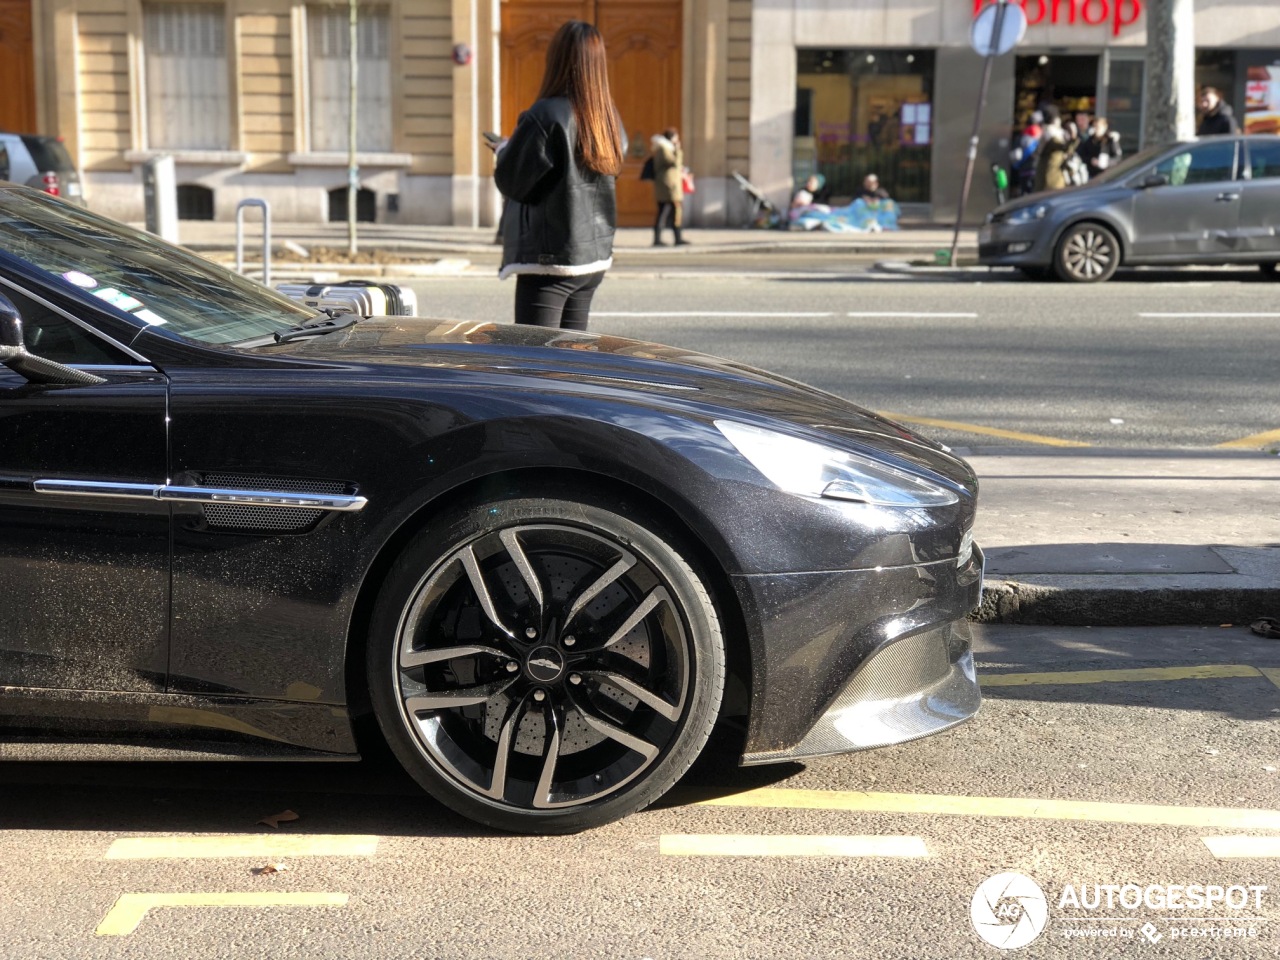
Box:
[482,132,503,145]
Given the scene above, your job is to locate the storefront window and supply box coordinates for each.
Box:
[795,50,935,204]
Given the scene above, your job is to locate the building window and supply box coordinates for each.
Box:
[328,186,376,222]
[796,50,935,204]
[177,184,215,220]
[308,6,392,154]
[143,3,229,150]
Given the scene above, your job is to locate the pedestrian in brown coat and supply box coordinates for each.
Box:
[650,128,688,246]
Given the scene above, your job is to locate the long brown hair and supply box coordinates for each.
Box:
[537,21,623,176]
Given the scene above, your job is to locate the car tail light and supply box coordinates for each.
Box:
[41,171,60,197]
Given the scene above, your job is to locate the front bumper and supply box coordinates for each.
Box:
[733,545,984,763]
[978,220,1054,266]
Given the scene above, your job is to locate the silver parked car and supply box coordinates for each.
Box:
[0,133,86,206]
[980,135,1280,283]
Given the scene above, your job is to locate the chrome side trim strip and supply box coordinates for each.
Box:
[159,485,367,512]
[33,480,159,499]
[32,479,367,512]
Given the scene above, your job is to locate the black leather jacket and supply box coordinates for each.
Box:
[495,96,617,279]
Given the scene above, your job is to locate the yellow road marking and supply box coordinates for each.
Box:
[697,789,1280,830]
[95,892,348,936]
[105,835,378,860]
[1215,428,1280,449]
[876,411,1090,448]
[659,835,928,858]
[982,664,1262,687]
[1261,667,1280,693]
[1202,836,1280,859]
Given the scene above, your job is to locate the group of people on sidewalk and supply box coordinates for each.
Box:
[1009,86,1242,199]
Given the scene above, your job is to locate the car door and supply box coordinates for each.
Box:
[1240,139,1280,256]
[1129,140,1241,260]
[0,280,170,697]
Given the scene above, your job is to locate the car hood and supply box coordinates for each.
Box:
[259,316,973,483]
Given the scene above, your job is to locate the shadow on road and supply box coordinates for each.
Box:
[0,724,802,836]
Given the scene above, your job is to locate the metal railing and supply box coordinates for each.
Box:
[234,199,272,286]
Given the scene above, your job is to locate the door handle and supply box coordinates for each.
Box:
[1216,192,1241,202]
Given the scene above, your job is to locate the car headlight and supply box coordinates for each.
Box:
[715,420,960,507]
[1007,204,1048,224]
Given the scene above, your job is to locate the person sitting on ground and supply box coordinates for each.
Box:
[790,174,830,209]
[858,173,890,205]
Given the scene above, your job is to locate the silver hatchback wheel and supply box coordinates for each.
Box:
[1056,223,1120,283]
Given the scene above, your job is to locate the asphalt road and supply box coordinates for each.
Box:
[396,265,1280,451]
[1,625,1277,959]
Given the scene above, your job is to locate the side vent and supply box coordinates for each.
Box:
[200,474,348,532]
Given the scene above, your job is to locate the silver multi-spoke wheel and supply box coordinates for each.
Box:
[370,495,724,833]
[1056,223,1119,283]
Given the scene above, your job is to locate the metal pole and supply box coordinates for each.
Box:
[469,0,480,228]
[347,0,358,256]
[948,0,1008,268]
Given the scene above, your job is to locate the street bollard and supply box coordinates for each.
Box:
[234,199,272,287]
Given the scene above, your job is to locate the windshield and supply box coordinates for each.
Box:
[1086,143,1170,186]
[0,188,312,344]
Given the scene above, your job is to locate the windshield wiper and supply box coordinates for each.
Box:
[273,311,359,343]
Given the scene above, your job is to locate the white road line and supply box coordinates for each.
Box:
[847,312,978,318]
[1139,313,1280,318]
[592,311,835,318]
[659,834,929,858]
[1202,836,1280,859]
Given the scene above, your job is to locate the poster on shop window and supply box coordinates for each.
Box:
[1245,65,1280,135]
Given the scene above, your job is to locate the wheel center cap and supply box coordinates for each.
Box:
[525,646,565,683]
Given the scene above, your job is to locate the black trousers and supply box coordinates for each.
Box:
[514,272,604,331]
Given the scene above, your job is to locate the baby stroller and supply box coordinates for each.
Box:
[731,170,784,229]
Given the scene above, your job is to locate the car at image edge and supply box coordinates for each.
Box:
[0,185,983,833]
[980,134,1280,283]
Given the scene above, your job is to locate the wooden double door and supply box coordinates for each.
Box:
[500,0,682,226]
[0,0,36,134]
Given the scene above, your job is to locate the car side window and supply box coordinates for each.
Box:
[1248,141,1280,180]
[1154,141,1237,186]
[3,287,135,366]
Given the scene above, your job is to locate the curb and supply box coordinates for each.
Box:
[973,579,1280,627]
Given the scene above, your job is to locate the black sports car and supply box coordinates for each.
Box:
[0,186,983,833]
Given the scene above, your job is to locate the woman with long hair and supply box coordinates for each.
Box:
[493,20,623,331]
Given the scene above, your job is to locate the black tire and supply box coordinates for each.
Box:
[368,490,725,834]
[1054,222,1120,283]
[1260,262,1279,280]
[1018,265,1054,282]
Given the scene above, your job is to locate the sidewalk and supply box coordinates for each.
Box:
[965,448,1280,628]
[172,220,974,260]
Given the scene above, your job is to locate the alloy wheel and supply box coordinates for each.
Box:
[1061,227,1116,282]
[392,523,694,811]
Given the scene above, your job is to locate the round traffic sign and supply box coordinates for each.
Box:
[970,1,1028,57]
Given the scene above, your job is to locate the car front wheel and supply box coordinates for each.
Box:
[1055,223,1120,283]
[368,492,726,834]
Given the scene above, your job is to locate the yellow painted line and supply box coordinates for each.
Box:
[1261,667,1280,693]
[1202,836,1280,859]
[876,411,1090,448]
[1215,427,1280,449]
[105,835,378,860]
[981,664,1262,687]
[659,834,928,858]
[697,789,1280,830]
[96,892,348,936]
